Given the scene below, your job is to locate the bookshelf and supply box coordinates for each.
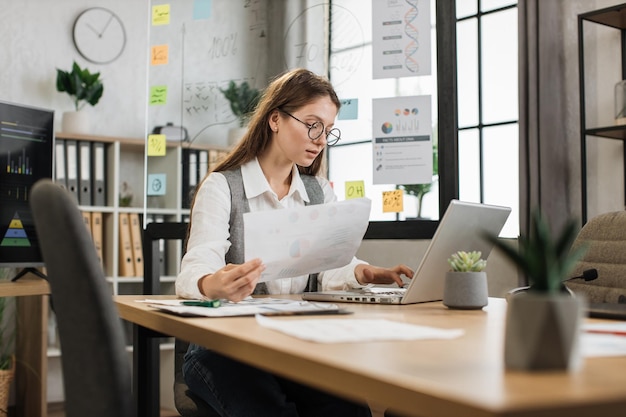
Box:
[53,132,228,321]
[578,3,626,223]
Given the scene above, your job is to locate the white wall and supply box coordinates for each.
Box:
[0,0,150,138]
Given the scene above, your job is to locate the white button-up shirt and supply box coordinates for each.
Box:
[176,157,366,300]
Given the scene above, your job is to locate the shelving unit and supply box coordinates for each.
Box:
[578,3,626,223]
[53,132,228,334]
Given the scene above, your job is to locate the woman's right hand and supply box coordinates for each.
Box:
[198,258,266,302]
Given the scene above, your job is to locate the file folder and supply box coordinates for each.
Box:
[198,150,208,181]
[81,211,91,235]
[92,142,106,206]
[118,213,135,277]
[78,141,92,205]
[65,140,79,203]
[128,212,144,277]
[55,139,67,190]
[91,211,104,270]
[182,149,199,208]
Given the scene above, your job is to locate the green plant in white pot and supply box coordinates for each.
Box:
[220,80,261,147]
[443,250,488,309]
[484,209,588,371]
[56,61,104,134]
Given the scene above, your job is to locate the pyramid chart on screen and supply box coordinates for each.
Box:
[0,212,31,247]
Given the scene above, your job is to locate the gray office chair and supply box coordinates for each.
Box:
[143,222,218,416]
[29,179,134,417]
[566,210,626,303]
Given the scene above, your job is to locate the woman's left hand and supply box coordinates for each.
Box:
[354,264,414,287]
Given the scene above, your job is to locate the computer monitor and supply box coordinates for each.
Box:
[0,100,54,275]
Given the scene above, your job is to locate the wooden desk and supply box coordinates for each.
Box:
[115,295,626,417]
[0,276,49,417]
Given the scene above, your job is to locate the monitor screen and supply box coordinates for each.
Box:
[0,101,54,268]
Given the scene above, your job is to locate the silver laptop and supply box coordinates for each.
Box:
[302,200,511,305]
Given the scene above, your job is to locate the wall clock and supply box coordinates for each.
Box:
[72,7,126,64]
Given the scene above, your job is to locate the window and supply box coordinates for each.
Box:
[327,0,519,238]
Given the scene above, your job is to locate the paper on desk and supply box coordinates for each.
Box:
[244,198,371,282]
[141,298,343,317]
[255,315,464,343]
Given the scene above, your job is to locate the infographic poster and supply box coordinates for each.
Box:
[372,95,432,185]
[372,0,431,79]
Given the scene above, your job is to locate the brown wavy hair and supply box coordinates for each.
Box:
[211,68,340,177]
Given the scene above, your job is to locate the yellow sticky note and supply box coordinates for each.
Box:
[382,190,403,213]
[152,4,171,25]
[345,180,365,200]
[149,85,167,105]
[147,134,166,156]
[151,44,168,65]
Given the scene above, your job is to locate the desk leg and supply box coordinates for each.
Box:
[15,295,48,417]
[133,325,160,417]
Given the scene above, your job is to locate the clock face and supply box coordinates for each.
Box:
[73,8,126,64]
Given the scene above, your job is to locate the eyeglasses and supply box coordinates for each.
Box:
[278,109,341,146]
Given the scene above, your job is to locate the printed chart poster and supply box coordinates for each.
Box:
[372,96,432,185]
[372,0,431,79]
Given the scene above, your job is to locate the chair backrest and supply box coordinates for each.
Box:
[142,222,218,416]
[566,210,626,304]
[29,179,134,417]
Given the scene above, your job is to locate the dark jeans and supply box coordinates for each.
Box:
[183,344,372,417]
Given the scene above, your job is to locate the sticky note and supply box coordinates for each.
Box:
[151,44,168,66]
[193,0,212,19]
[382,190,403,213]
[147,134,166,156]
[345,180,365,200]
[149,85,167,105]
[152,4,170,26]
[338,98,358,120]
[147,174,167,196]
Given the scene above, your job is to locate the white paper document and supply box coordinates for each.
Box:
[141,298,344,317]
[244,198,372,282]
[255,316,464,343]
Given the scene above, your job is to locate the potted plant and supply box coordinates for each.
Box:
[484,209,588,371]
[443,250,488,309]
[56,61,104,134]
[219,80,261,146]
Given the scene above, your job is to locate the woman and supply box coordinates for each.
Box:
[177,68,413,417]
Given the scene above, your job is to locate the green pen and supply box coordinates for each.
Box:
[181,299,221,308]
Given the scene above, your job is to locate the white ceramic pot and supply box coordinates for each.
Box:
[61,111,90,134]
[443,271,488,309]
[504,293,586,371]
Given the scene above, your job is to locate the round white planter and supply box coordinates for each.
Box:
[61,111,90,134]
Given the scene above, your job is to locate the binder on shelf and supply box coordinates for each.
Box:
[91,211,104,269]
[128,212,144,277]
[78,141,92,205]
[182,149,199,209]
[55,139,67,190]
[81,211,91,235]
[198,150,208,181]
[65,140,79,203]
[92,142,106,206]
[118,213,135,277]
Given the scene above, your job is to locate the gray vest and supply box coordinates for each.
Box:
[221,168,324,294]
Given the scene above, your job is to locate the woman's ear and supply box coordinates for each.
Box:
[268,110,280,132]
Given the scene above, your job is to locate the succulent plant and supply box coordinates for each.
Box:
[447,250,487,272]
